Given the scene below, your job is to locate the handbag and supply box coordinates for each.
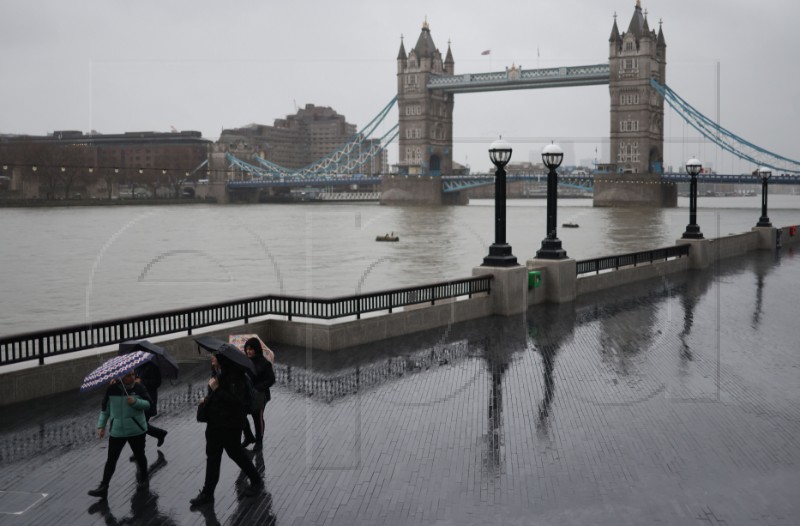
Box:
[196,400,208,423]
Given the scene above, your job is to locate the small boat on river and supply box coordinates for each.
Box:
[562,222,579,228]
[376,233,399,242]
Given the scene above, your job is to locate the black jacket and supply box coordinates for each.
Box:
[203,371,248,429]
[250,354,274,403]
[137,362,162,395]
[137,362,162,417]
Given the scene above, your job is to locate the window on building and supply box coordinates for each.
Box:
[619,120,639,132]
[619,92,640,105]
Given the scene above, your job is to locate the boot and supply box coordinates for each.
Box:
[136,468,149,491]
[87,483,108,499]
[190,490,214,507]
[156,429,168,448]
[244,478,264,497]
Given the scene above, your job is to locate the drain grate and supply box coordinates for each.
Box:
[0,491,48,515]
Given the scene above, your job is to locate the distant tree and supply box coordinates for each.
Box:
[50,146,85,198]
[100,168,119,199]
[162,161,191,198]
[139,168,162,198]
[7,141,51,198]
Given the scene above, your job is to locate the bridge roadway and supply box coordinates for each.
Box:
[226,172,800,194]
[428,64,611,93]
[1,250,798,525]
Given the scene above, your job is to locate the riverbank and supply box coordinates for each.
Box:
[0,197,217,208]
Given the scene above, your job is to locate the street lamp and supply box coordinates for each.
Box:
[756,166,773,227]
[681,158,704,239]
[482,137,518,267]
[535,143,567,259]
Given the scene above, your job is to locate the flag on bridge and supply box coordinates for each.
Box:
[481,49,491,55]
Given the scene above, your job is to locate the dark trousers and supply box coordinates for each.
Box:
[146,423,166,440]
[202,425,260,495]
[144,391,167,440]
[102,433,147,485]
[242,393,266,443]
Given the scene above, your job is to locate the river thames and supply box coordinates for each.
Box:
[1,195,799,335]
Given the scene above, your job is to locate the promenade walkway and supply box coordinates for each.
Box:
[1,250,799,525]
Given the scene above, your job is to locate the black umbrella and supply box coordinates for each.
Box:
[118,340,179,380]
[194,336,255,375]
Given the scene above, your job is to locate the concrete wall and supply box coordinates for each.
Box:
[576,257,689,296]
[380,176,445,205]
[593,175,677,207]
[780,224,800,248]
[266,295,492,350]
[0,297,493,407]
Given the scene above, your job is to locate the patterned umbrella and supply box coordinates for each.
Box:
[80,350,154,393]
[229,333,275,363]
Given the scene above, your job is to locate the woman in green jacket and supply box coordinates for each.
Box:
[88,371,152,499]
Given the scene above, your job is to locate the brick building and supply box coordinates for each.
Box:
[220,104,387,176]
[0,131,209,199]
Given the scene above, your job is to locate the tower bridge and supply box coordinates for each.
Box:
[389,0,668,207]
[220,0,800,207]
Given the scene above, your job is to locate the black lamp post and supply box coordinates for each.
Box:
[482,138,518,267]
[681,157,704,239]
[756,166,773,227]
[536,143,567,259]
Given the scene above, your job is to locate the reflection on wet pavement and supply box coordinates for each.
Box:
[1,250,799,524]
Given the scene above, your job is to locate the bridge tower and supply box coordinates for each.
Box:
[595,0,676,207]
[395,20,454,178]
[383,20,461,204]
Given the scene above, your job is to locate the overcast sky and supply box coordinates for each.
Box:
[2,0,798,173]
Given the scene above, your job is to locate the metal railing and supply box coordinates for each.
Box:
[0,275,492,367]
[576,244,690,276]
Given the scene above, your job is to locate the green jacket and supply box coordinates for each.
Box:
[96,382,151,438]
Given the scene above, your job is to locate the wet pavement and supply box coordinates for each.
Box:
[1,249,799,525]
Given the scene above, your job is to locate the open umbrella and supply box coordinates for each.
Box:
[194,335,255,375]
[118,340,179,379]
[229,333,275,363]
[80,350,154,393]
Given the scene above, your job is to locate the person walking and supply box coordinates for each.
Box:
[190,353,263,507]
[88,371,152,499]
[241,337,275,452]
[136,361,168,446]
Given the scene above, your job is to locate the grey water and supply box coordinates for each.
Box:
[1,195,798,335]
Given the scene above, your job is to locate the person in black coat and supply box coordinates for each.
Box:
[136,362,168,446]
[190,353,263,507]
[241,337,274,451]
